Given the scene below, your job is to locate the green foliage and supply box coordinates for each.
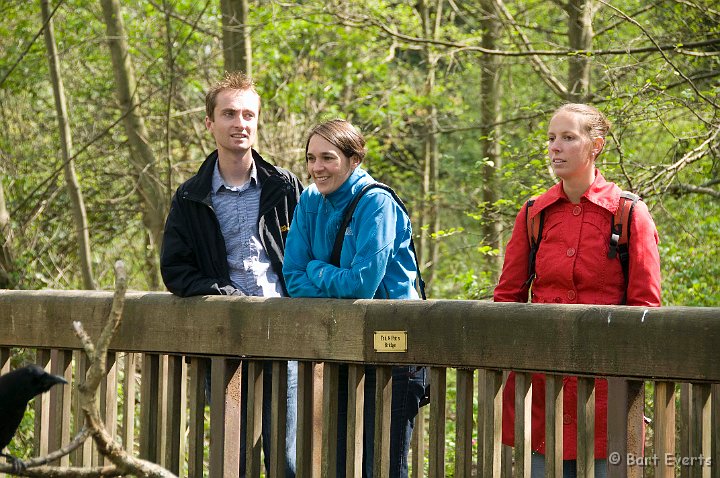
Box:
[1,1,717,296]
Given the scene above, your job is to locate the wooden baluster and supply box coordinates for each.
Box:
[296,361,315,478]
[429,367,446,478]
[49,349,72,466]
[140,353,160,462]
[514,372,532,478]
[346,363,365,478]
[187,357,207,478]
[576,377,596,478]
[246,361,264,478]
[321,362,339,478]
[209,357,242,478]
[373,365,392,478]
[165,354,185,475]
[545,374,563,478]
[98,351,117,466]
[654,381,676,478]
[122,353,137,460]
[456,368,474,477]
[270,360,289,478]
[34,349,52,456]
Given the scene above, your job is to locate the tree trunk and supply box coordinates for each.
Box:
[0,180,14,289]
[480,0,504,278]
[417,0,443,291]
[101,0,167,289]
[221,0,252,75]
[566,0,596,101]
[41,0,95,290]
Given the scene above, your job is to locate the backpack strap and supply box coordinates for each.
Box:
[524,198,543,288]
[330,182,426,299]
[608,191,639,303]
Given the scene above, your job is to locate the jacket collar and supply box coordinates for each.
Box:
[182,149,281,202]
[529,169,621,219]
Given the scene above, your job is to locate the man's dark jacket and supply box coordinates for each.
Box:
[160,149,303,297]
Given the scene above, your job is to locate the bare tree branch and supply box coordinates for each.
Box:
[0,261,178,478]
[598,0,720,110]
[325,5,720,58]
[0,0,65,88]
[493,0,568,97]
[639,125,720,197]
[667,183,720,198]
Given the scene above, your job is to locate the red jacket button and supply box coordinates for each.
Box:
[567,290,576,300]
[573,205,582,216]
[567,248,576,257]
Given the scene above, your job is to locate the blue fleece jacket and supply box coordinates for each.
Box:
[283,167,419,299]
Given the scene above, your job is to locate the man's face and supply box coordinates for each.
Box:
[205,89,260,157]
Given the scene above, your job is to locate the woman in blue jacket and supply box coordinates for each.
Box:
[283,119,426,477]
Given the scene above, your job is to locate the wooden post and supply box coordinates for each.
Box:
[545,374,563,478]
[413,403,426,478]
[140,353,160,462]
[270,360,289,478]
[482,370,503,478]
[346,364,365,477]
[72,350,92,466]
[429,367,446,478]
[98,352,117,466]
[49,349,72,466]
[122,353,137,457]
[165,354,185,475]
[608,378,644,478]
[691,384,711,478]
[513,372,531,478]
[34,349,52,456]
[322,362,339,478]
[456,369,474,477]
[654,381,676,478]
[373,366,392,478]
[246,360,263,478]
[296,361,315,478]
[576,377,596,478]
[209,357,242,478]
[187,357,206,478]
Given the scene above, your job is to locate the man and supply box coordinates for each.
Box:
[161,72,302,477]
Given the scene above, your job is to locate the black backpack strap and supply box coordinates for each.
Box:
[523,199,544,289]
[608,191,639,303]
[330,182,426,299]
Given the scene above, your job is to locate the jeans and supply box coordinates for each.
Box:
[531,451,607,478]
[239,360,298,478]
[335,364,427,478]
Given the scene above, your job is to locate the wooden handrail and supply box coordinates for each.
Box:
[1,290,719,381]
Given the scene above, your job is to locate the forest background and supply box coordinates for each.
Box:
[1,0,718,305]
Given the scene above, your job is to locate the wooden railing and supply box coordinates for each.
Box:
[0,290,718,477]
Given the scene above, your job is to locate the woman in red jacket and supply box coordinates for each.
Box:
[494,103,661,477]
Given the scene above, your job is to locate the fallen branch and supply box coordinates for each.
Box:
[1,261,178,478]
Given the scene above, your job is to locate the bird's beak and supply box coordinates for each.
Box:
[44,374,68,387]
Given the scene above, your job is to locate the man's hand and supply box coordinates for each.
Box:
[212,283,247,296]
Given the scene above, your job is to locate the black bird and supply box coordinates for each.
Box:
[0,364,68,471]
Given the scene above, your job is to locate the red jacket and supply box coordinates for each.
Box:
[494,170,661,459]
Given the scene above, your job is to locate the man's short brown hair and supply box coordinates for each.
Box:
[205,71,260,120]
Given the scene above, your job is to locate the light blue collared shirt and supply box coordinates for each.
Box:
[211,160,284,297]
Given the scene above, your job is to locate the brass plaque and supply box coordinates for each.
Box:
[373,331,407,352]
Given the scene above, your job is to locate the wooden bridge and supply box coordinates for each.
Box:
[0,290,718,477]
